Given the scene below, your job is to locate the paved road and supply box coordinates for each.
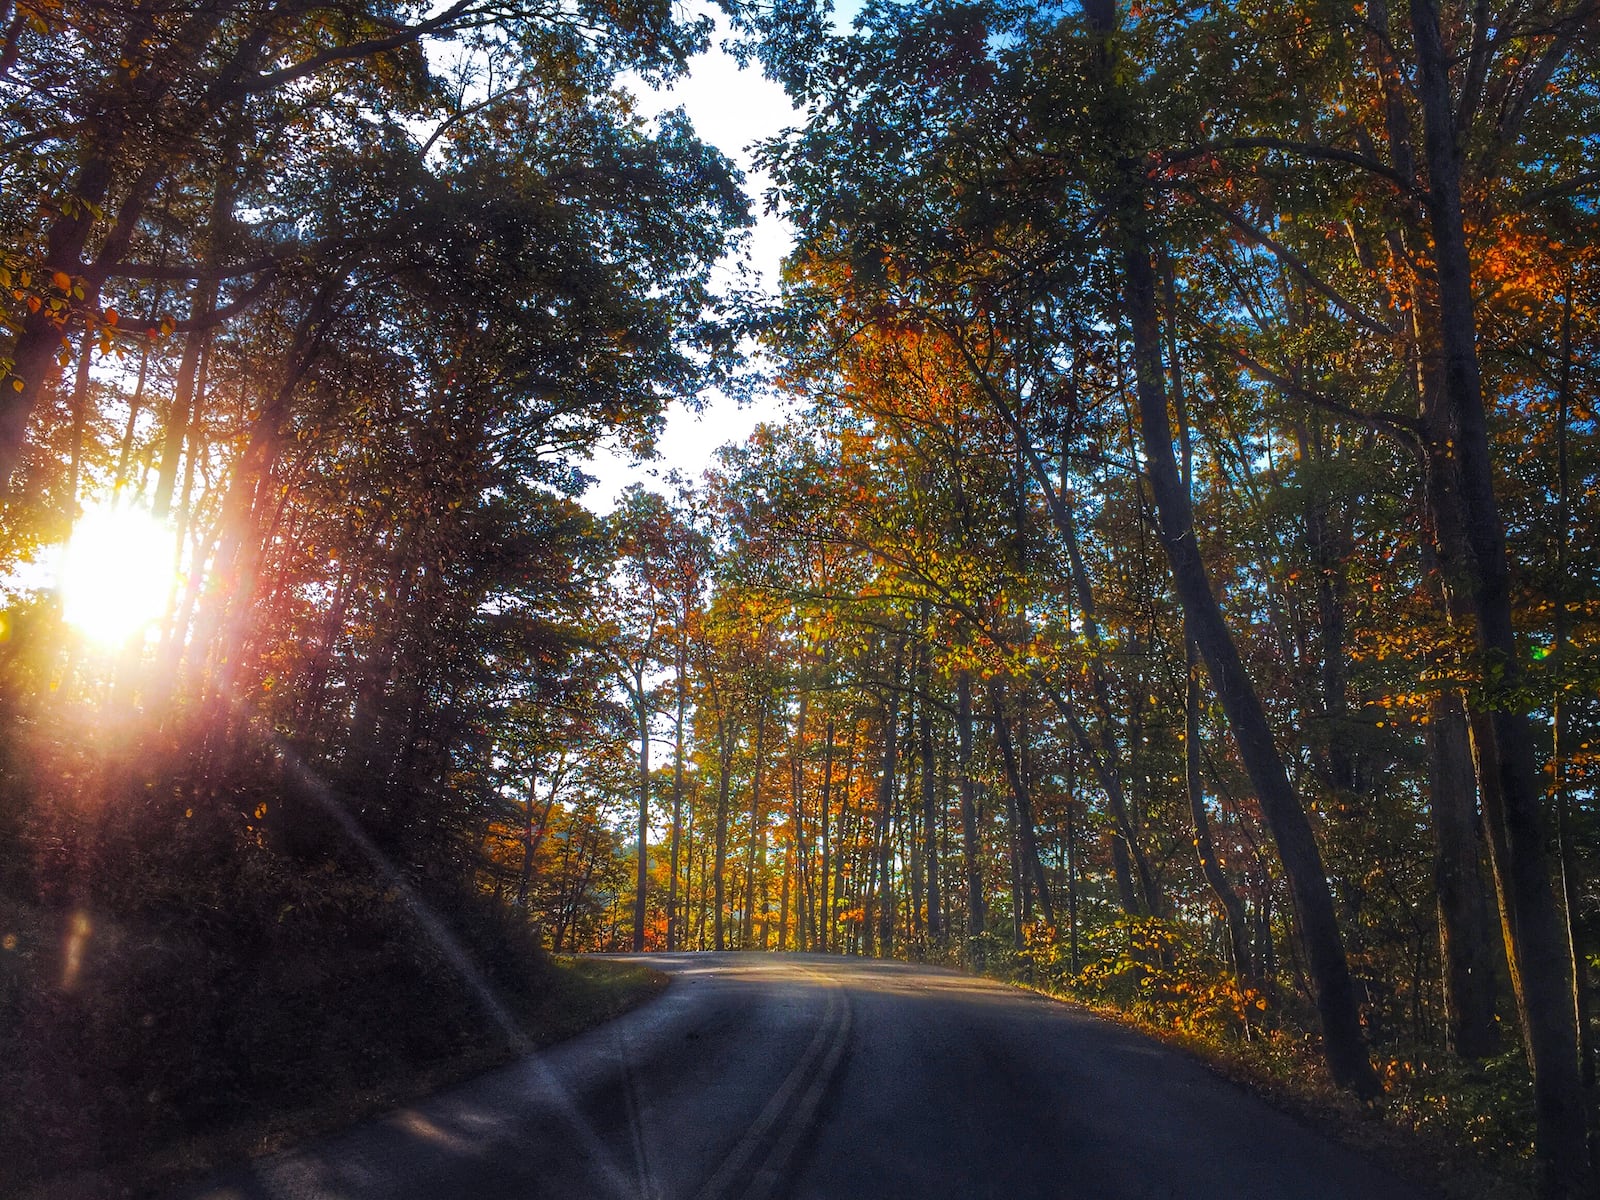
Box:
[177,953,1422,1200]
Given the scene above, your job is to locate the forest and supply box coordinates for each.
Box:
[1,0,1597,1197]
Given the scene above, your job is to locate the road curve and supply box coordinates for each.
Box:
[176,953,1423,1200]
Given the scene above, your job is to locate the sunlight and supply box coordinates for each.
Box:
[59,505,176,645]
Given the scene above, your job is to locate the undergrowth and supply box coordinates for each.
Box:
[0,710,665,1199]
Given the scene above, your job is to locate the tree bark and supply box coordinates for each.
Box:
[789,693,810,952]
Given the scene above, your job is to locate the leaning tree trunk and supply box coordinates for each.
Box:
[1083,0,1377,1097]
[1124,236,1376,1097]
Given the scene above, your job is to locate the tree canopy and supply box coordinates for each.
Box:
[3,2,1599,1197]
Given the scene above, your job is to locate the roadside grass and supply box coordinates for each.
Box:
[126,952,668,1199]
[1,886,666,1200]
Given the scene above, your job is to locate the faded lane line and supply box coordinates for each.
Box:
[742,979,852,1200]
[616,1018,658,1200]
[691,966,850,1200]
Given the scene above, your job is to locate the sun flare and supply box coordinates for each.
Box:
[59,506,177,645]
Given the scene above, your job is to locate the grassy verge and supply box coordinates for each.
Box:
[121,955,668,1199]
[3,885,667,1200]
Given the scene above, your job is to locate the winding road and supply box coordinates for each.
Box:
[178,953,1422,1200]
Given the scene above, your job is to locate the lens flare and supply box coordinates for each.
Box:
[59,505,175,645]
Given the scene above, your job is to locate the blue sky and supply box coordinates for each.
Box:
[582,2,863,510]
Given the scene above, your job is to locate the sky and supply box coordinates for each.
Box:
[579,7,850,511]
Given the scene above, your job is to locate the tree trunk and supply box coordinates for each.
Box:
[1409,1,1593,1187]
[991,680,1054,929]
[789,693,810,952]
[920,651,942,946]
[632,664,649,953]
[867,641,904,957]
[957,670,985,956]
[1084,0,1375,1092]
[1429,685,1502,1057]
[1125,237,1375,1093]
[820,714,835,953]
[713,708,733,952]
[668,640,687,952]
[742,697,768,949]
[1187,628,1253,979]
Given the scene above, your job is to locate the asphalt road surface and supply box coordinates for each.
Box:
[177,953,1423,1200]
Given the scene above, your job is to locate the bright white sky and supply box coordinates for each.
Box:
[581,4,859,511]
